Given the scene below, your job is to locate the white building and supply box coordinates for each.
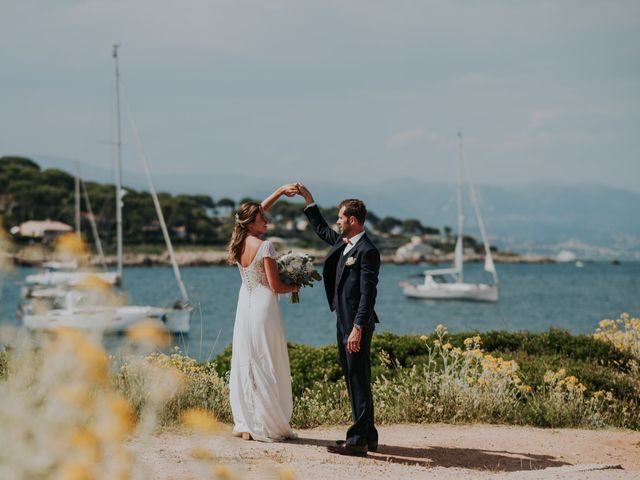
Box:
[395,236,435,262]
[15,220,73,238]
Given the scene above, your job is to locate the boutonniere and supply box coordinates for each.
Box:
[345,256,357,267]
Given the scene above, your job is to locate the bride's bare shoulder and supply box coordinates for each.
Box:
[245,237,265,249]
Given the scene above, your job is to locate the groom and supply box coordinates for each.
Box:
[297,184,380,457]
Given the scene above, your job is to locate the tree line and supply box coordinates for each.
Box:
[1,156,485,253]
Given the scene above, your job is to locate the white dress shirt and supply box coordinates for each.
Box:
[343,230,365,256]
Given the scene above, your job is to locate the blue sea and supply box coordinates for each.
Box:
[1,262,639,360]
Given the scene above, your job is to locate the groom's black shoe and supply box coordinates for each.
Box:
[327,443,367,457]
[334,440,378,453]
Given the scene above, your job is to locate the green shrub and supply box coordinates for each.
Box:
[0,350,7,379]
[199,328,640,430]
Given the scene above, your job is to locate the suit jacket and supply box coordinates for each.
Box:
[304,205,380,335]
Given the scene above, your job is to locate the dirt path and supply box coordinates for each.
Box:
[129,424,640,479]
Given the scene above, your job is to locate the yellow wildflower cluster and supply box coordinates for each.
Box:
[182,408,221,433]
[591,390,615,402]
[126,320,171,348]
[1,328,243,479]
[55,232,89,265]
[594,313,640,358]
[543,368,587,394]
[0,329,135,479]
[463,335,482,348]
[146,350,208,377]
[428,326,532,395]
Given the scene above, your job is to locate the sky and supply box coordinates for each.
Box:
[1,1,639,192]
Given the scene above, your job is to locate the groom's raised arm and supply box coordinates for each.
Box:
[298,184,340,246]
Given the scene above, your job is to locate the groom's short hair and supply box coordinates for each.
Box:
[339,199,367,225]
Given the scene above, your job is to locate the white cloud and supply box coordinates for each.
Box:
[528,108,566,129]
[386,128,426,149]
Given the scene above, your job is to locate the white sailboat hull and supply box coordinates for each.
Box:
[403,282,499,302]
[25,271,121,288]
[22,305,191,334]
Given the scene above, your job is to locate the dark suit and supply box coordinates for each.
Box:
[304,204,379,447]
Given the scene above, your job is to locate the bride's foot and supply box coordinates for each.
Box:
[232,431,243,438]
[241,432,253,441]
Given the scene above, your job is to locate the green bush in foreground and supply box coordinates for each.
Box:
[124,323,639,430]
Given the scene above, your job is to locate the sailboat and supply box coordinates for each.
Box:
[401,132,499,302]
[23,168,119,291]
[21,45,192,333]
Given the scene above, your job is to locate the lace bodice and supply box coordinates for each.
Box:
[238,240,277,292]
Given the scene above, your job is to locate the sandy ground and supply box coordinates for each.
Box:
[129,423,640,479]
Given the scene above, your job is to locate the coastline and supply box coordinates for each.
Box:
[10,248,555,268]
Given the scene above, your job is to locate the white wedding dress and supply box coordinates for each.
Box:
[229,240,295,442]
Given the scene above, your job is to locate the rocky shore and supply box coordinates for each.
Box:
[11,247,555,267]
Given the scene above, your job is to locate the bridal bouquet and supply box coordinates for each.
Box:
[277,252,322,304]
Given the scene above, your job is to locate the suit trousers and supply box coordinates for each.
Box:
[337,324,378,446]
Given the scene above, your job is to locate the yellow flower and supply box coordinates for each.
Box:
[191,447,215,460]
[466,376,474,385]
[58,462,95,480]
[182,408,220,433]
[69,427,101,463]
[518,385,533,394]
[126,319,171,348]
[55,385,94,410]
[419,335,429,342]
[214,465,238,480]
[52,328,109,385]
[76,274,113,292]
[279,468,297,480]
[443,343,452,350]
[56,232,88,258]
[95,393,136,442]
[463,337,474,347]
[433,339,441,347]
[435,324,446,333]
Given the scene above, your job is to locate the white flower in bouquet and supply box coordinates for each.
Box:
[276,251,322,303]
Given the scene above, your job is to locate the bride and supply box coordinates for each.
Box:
[226,184,300,442]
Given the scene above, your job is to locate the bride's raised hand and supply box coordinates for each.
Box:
[281,183,300,197]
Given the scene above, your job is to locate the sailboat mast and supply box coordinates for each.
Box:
[464,156,499,285]
[127,112,190,304]
[113,44,123,280]
[75,163,81,237]
[456,131,465,282]
[80,178,107,270]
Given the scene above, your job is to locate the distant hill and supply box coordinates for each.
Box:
[34,155,640,259]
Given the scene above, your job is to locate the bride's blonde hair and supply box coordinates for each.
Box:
[227,201,264,265]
